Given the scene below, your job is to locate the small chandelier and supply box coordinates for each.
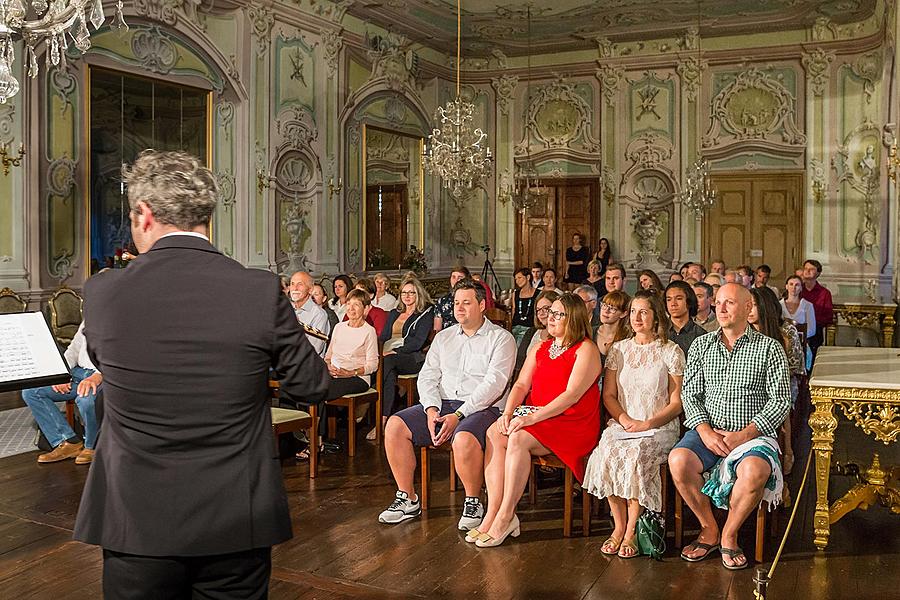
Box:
[679,157,717,218]
[422,0,492,198]
[510,5,547,214]
[0,0,127,104]
[678,0,717,219]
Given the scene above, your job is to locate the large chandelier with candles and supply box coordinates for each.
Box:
[422,0,492,198]
[678,0,717,219]
[0,0,127,104]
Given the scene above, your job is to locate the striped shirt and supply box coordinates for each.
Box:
[682,326,790,437]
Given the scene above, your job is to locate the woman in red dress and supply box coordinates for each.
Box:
[470,293,602,547]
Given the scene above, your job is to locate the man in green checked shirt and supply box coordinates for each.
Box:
[668,283,791,570]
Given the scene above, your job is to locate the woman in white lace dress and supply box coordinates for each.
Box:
[583,290,685,558]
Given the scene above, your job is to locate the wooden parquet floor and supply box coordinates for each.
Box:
[0,404,897,599]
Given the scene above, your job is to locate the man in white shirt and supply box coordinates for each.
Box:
[289,271,330,357]
[379,280,516,531]
[21,321,101,464]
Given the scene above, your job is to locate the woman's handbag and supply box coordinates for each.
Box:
[636,510,666,560]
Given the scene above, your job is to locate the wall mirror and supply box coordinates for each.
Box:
[362,124,424,271]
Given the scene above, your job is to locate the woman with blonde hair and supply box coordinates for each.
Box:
[374,277,434,439]
[583,290,685,558]
[472,293,602,547]
[372,272,397,311]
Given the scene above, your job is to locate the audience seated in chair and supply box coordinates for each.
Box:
[473,293,601,548]
[583,291,684,559]
[294,288,377,458]
[329,274,354,322]
[749,286,805,475]
[350,277,388,337]
[21,321,100,465]
[375,276,434,439]
[665,280,708,358]
[289,271,330,357]
[515,289,561,371]
[693,281,718,332]
[371,272,397,311]
[311,283,339,333]
[668,283,790,570]
[433,266,471,332]
[594,291,630,368]
[510,268,537,345]
[379,280,516,531]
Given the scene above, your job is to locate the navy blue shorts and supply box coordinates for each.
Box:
[395,400,500,450]
[673,429,773,475]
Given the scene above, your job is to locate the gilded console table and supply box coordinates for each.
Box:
[825,297,897,348]
[809,347,900,550]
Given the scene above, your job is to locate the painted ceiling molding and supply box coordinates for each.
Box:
[344,0,877,57]
[366,32,419,91]
[702,67,806,151]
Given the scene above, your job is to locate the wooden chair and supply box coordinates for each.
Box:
[399,373,418,407]
[0,287,27,314]
[673,486,779,563]
[48,286,83,346]
[269,380,320,478]
[528,454,592,537]
[325,389,381,456]
[271,407,315,474]
[419,445,457,510]
[485,306,511,330]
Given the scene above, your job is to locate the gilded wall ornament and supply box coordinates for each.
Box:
[636,85,661,121]
[676,57,704,102]
[596,65,624,107]
[625,132,674,171]
[49,250,75,282]
[216,102,235,141]
[248,4,274,56]
[289,48,307,86]
[595,36,615,59]
[215,171,236,210]
[46,156,76,197]
[601,164,616,206]
[491,74,518,116]
[368,32,417,91]
[812,16,838,42]
[703,67,806,147]
[312,0,354,22]
[802,48,835,96]
[680,27,698,51]
[50,66,77,115]
[809,157,827,203]
[132,28,179,75]
[832,118,881,263]
[0,105,14,146]
[277,155,314,190]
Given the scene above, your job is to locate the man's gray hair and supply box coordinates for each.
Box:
[123,150,218,230]
[575,284,598,302]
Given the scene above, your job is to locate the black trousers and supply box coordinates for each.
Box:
[381,352,424,417]
[103,546,271,600]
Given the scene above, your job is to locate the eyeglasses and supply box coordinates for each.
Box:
[535,306,551,315]
[547,309,567,320]
[600,303,620,313]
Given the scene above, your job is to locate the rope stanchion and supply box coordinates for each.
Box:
[753,448,814,599]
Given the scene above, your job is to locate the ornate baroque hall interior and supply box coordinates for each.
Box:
[1,0,900,598]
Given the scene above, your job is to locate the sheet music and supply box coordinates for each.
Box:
[610,428,659,441]
[0,312,69,384]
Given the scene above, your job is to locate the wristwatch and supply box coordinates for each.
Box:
[453,409,465,420]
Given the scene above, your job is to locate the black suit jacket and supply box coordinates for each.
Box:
[73,235,328,556]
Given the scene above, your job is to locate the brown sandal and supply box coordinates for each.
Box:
[617,539,639,559]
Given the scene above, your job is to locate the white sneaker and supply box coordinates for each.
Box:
[378,491,421,524]
[457,497,485,531]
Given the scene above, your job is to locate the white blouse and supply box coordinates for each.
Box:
[780,298,817,338]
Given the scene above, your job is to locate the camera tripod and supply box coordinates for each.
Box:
[480,245,500,297]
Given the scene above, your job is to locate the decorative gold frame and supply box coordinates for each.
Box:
[361,123,425,271]
[83,65,215,279]
[0,287,27,313]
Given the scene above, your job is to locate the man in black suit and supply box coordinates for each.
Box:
[74,150,329,599]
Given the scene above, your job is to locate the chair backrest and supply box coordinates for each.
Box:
[48,287,84,346]
[485,306,511,330]
[0,287,27,314]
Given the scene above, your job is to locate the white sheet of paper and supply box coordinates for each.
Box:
[611,428,659,441]
[0,312,69,384]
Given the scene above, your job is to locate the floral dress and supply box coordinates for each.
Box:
[583,338,684,512]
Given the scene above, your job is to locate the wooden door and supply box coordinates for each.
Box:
[366,184,406,269]
[705,174,802,283]
[516,180,598,272]
[517,186,557,272]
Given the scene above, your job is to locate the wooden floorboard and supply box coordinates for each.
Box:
[0,409,897,599]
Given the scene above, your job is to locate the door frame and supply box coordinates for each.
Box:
[703,170,805,272]
[514,177,601,271]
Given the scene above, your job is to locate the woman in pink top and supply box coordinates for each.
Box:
[324,288,379,400]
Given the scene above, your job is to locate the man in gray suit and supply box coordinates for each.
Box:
[74,150,329,599]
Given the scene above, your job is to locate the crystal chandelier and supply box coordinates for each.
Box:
[0,0,127,104]
[678,0,717,219]
[422,0,492,198]
[510,5,547,214]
